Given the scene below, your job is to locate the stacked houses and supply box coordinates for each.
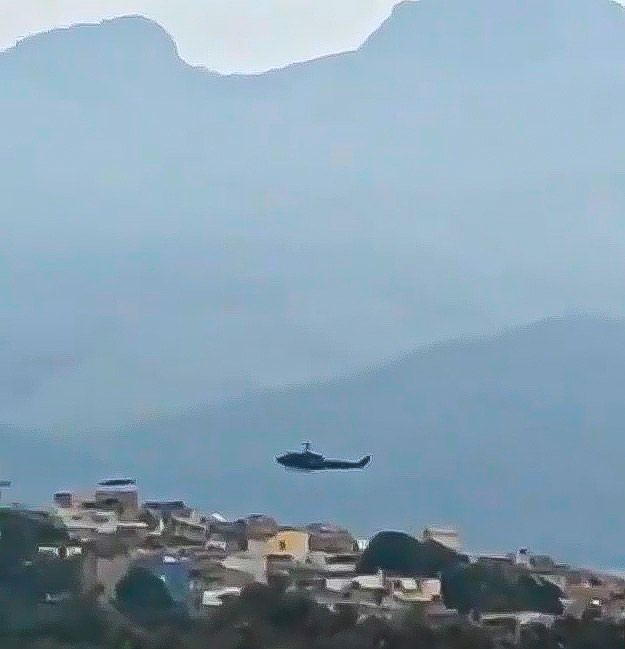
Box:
[1,476,623,640]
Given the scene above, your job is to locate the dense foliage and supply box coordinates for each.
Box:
[358,534,564,616]
[0,584,622,649]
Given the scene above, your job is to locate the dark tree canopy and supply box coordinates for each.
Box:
[357,531,462,577]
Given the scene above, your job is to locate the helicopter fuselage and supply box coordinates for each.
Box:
[276,448,370,472]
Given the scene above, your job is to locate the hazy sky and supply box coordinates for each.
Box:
[0,0,401,73]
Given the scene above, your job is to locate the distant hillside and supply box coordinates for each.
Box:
[95,315,625,568]
[0,424,106,505]
[2,0,625,435]
[2,315,624,566]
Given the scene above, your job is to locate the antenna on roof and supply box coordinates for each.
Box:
[302,441,312,452]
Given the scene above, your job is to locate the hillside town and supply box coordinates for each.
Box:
[1,477,624,648]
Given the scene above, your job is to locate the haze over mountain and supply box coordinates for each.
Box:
[2,0,625,434]
[103,315,625,569]
[4,315,625,567]
[0,423,105,500]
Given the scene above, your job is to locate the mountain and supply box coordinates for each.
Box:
[2,315,624,566]
[90,315,625,568]
[2,0,625,433]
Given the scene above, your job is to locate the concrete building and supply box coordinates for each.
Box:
[422,527,461,552]
[52,489,102,511]
[51,507,118,541]
[387,577,442,603]
[314,571,446,622]
[307,523,356,554]
[50,480,147,544]
[242,514,279,541]
[222,552,267,583]
[143,501,192,520]
[51,505,148,546]
[95,479,139,519]
[201,587,242,609]
[480,612,557,646]
[207,519,247,553]
[166,514,208,545]
[305,551,359,575]
[96,554,132,598]
[53,491,74,509]
[323,571,442,605]
[265,529,310,561]
[356,538,370,552]
[470,552,516,566]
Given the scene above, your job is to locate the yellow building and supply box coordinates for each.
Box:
[265,529,310,561]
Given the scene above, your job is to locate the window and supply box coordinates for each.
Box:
[326,555,357,565]
[38,546,60,557]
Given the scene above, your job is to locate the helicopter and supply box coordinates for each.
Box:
[276,442,371,472]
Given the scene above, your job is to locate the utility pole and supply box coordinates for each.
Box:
[0,480,11,503]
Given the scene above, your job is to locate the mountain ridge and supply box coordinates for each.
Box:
[5,0,625,76]
[362,0,625,64]
[3,0,623,74]
[2,0,625,435]
[6,14,180,63]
